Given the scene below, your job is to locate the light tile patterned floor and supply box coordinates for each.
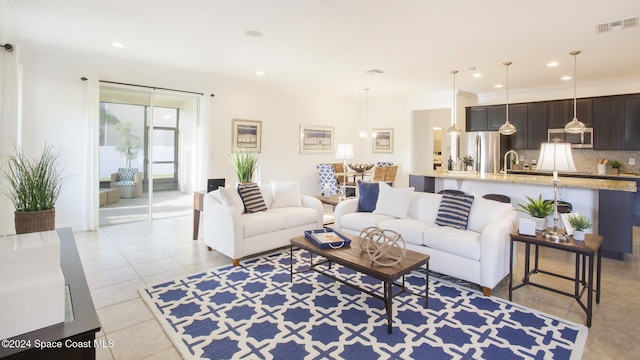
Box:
[77,216,640,359]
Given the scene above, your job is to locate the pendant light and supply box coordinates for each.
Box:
[446,70,462,134]
[498,61,517,135]
[564,50,586,134]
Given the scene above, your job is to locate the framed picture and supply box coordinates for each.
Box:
[300,124,334,154]
[373,128,393,153]
[232,119,261,152]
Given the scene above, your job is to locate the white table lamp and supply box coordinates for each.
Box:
[335,143,354,198]
[536,142,577,241]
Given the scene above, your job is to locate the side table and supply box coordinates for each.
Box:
[509,231,603,327]
[193,190,206,240]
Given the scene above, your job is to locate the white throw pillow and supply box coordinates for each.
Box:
[217,186,244,214]
[270,181,302,209]
[373,182,415,218]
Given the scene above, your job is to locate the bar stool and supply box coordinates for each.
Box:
[482,194,511,204]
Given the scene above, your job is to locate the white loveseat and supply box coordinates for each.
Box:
[204,183,324,266]
[334,188,516,295]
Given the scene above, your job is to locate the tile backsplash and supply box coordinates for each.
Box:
[516,149,640,174]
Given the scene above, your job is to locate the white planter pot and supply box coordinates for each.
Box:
[534,217,547,231]
[573,230,585,241]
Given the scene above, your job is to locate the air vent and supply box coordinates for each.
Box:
[596,17,638,33]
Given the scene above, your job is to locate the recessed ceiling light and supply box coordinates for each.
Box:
[256,70,265,76]
[111,42,125,48]
[561,75,572,81]
[547,61,559,67]
[494,84,503,88]
[245,30,263,37]
[472,73,482,78]
[433,127,442,130]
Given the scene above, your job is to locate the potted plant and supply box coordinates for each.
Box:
[229,150,258,183]
[567,214,593,241]
[3,145,64,234]
[462,154,474,171]
[517,194,554,231]
[609,160,622,175]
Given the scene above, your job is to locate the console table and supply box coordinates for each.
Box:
[193,190,206,240]
[0,228,101,359]
[509,231,603,327]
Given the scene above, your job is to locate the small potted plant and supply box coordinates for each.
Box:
[229,150,259,183]
[517,194,554,231]
[609,160,622,175]
[462,154,474,171]
[567,214,593,241]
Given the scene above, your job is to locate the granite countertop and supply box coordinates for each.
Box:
[414,171,637,192]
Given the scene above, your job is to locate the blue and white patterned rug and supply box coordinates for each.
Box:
[139,250,587,359]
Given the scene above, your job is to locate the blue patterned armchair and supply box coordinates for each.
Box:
[316,164,338,196]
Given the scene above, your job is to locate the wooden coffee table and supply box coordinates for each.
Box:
[290,235,430,333]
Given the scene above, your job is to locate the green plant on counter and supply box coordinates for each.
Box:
[516,194,554,219]
[609,160,622,169]
[462,154,474,166]
[567,214,594,231]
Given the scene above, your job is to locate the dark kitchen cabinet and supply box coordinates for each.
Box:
[508,104,528,149]
[467,107,488,131]
[548,99,592,129]
[547,100,571,129]
[593,96,619,149]
[620,94,640,150]
[488,105,506,131]
[576,98,593,127]
[527,102,548,149]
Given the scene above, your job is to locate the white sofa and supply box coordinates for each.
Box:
[204,183,324,266]
[334,190,517,295]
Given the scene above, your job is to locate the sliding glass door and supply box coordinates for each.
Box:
[98,86,199,226]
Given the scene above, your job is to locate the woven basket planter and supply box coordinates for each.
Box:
[14,208,56,234]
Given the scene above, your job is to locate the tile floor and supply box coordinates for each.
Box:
[77,215,639,359]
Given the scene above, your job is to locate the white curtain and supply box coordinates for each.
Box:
[84,77,100,231]
[0,44,22,235]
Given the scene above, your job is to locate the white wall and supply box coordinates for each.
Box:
[0,42,362,233]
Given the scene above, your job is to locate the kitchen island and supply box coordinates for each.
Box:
[410,171,637,260]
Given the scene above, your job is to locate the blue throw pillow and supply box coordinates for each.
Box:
[357,181,379,212]
[357,181,393,212]
[435,193,475,230]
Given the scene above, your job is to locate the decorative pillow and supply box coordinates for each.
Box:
[237,183,268,213]
[435,193,475,230]
[270,181,302,209]
[218,186,244,210]
[372,182,415,218]
[357,181,380,212]
[118,168,137,182]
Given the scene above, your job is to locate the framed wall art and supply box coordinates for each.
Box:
[299,124,334,154]
[232,119,261,152]
[373,128,393,153]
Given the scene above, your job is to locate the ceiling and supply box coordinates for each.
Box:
[4,0,640,98]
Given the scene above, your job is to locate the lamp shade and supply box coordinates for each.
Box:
[335,143,354,160]
[536,143,577,172]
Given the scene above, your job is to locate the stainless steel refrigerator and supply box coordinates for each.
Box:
[459,131,507,174]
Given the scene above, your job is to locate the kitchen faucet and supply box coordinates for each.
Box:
[503,150,519,175]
